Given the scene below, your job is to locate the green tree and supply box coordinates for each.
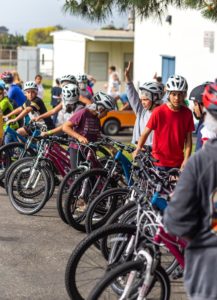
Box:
[63,0,217,22]
[26,26,59,46]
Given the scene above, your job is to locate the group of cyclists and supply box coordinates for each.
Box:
[1,65,217,300]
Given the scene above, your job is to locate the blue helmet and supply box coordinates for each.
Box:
[0,79,5,90]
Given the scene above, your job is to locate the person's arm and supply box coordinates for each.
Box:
[4,106,23,119]
[180,132,192,170]
[132,127,152,158]
[41,125,63,136]
[119,102,130,111]
[35,103,62,121]
[62,121,88,144]
[79,95,92,105]
[7,107,31,124]
[125,61,142,114]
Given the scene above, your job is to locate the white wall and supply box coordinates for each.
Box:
[39,48,53,76]
[52,31,86,80]
[134,7,217,94]
[17,46,39,82]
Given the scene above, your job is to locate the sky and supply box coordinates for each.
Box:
[2,0,128,36]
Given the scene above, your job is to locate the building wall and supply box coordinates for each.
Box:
[134,6,217,94]
[86,41,133,92]
[52,31,86,81]
[39,48,53,77]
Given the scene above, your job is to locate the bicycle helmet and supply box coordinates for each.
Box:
[0,71,13,84]
[166,75,188,92]
[139,82,164,102]
[77,74,88,83]
[62,83,80,104]
[60,74,77,85]
[92,91,115,111]
[189,82,213,104]
[23,81,38,91]
[203,82,217,118]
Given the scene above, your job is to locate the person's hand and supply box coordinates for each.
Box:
[153,72,157,80]
[77,136,88,144]
[180,159,187,171]
[125,61,132,83]
[41,131,49,137]
[132,148,140,159]
[6,119,14,125]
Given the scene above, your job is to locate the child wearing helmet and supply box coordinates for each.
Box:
[0,81,19,144]
[34,83,84,136]
[1,71,26,108]
[164,82,217,300]
[77,74,93,100]
[134,74,194,171]
[4,81,54,136]
[125,61,164,145]
[62,91,115,169]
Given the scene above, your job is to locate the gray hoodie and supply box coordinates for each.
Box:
[164,139,217,300]
[126,82,153,145]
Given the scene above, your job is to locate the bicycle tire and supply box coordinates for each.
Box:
[8,161,50,215]
[65,168,116,232]
[85,187,130,234]
[65,223,137,300]
[87,260,170,300]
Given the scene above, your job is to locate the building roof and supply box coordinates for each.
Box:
[74,29,134,41]
[37,44,53,49]
[51,29,134,42]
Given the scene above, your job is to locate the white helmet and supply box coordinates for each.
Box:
[60,74,77,85]
[62,83,80,104]
[166,75,188,92]
[77,74,88,83]
[139,82,164,102]
[92,91,115,111]
[24,81,38,91]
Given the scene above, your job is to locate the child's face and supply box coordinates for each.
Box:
[140,97,152,109]
[25,89,37,101]
[35,76,42,85]
[169,91,185,108]
[193,101,203,118]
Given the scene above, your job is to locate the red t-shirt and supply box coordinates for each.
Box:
[69,108,101,148]
[146,104,194,167]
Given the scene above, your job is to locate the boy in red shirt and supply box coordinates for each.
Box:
[133,75,194,170]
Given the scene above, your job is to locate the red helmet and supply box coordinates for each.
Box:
[0,71,13,84]
[203,83,217,118]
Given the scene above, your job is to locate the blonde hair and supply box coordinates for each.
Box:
[11,70,23,86]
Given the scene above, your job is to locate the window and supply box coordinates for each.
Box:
[123,53,134,80]
[88,52,108,81]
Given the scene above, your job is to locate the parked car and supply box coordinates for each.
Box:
[100,110,136,135]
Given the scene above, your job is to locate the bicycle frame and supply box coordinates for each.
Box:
[5,126,39,150]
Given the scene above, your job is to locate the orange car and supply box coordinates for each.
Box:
[100,110,136,135]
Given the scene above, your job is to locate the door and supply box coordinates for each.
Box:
[162,56,175,84]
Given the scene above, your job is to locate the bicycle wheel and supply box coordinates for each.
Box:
[87,260,170,300]
[65,223,137,300]
[0,142,35,185]
[8,160,50,214]
[56,166,87,224]
[65,168,116,232]
[85,187,130,234]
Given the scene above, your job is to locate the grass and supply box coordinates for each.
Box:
[43,79,52,110]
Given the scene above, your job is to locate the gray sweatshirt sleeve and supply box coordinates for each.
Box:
[164,157,200,238]
[126,82,143,114]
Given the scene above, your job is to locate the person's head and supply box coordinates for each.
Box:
[60,74,78,87]
[91,91,115,118]
[0,71,13,84]
[62,83,80,113]
[139,82,164,110]
[23,81,38,101]
[55,78,61,86]
[35,74,42,85]
[166,75,188,109]
[156,76,162,84]
[109,66,116,74]
[0,80,5,101]
[11,70,22,84]
[189,83,211,120]
[77,74,88,90]
[202,82,217,134]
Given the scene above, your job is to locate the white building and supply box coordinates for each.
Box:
[51,29,134,91]
[38,44,53,77]
[134,6,217,94]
